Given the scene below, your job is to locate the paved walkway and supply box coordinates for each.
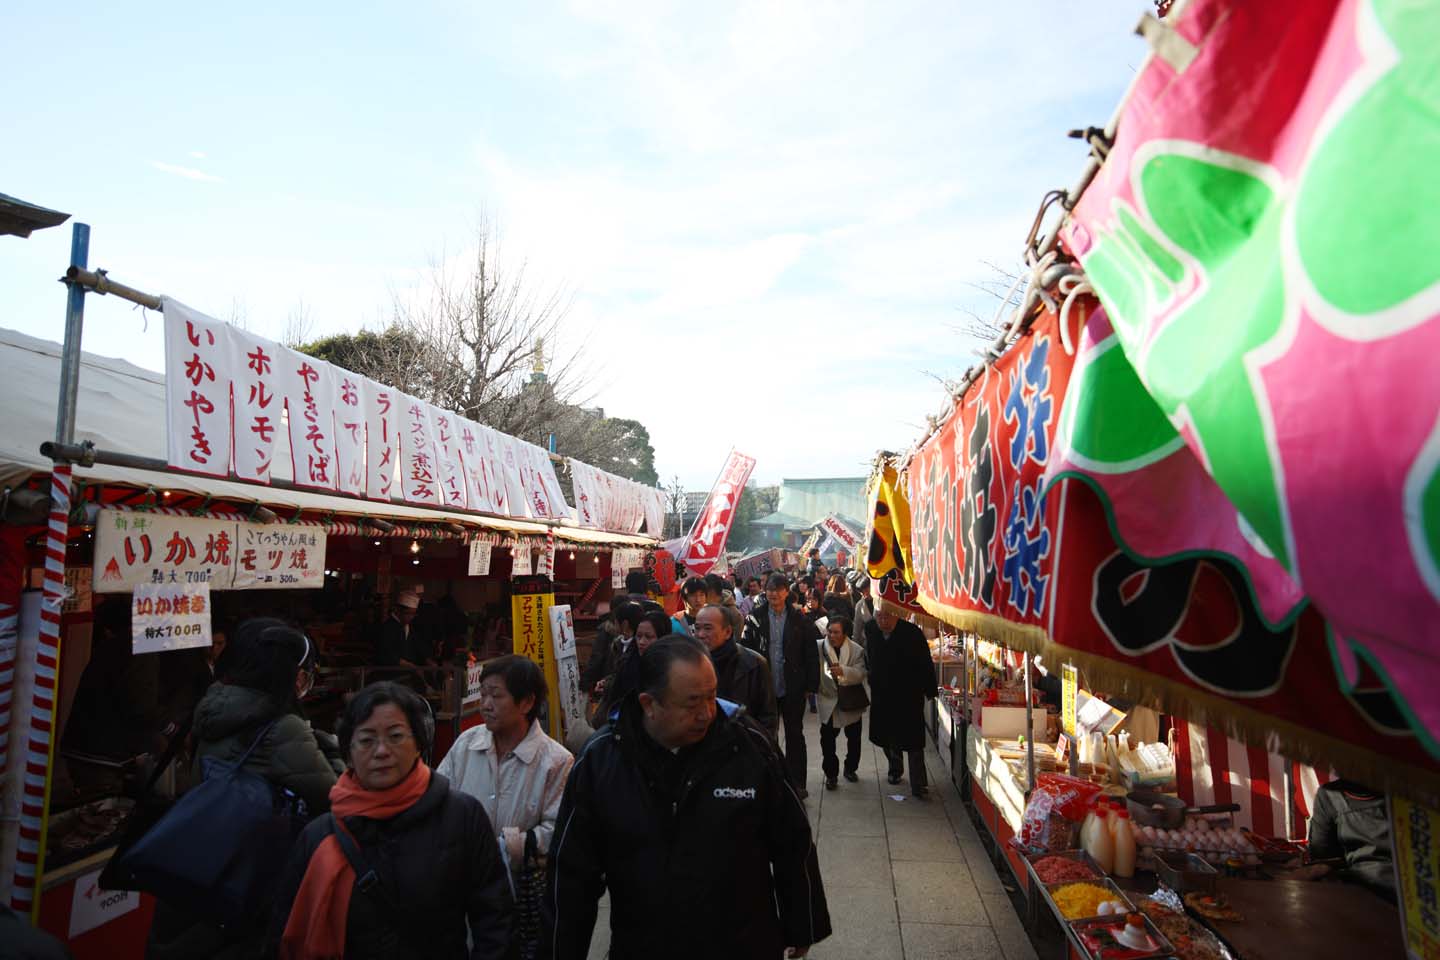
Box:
[586,708,1038,959]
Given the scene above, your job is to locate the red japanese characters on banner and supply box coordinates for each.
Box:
[362,377,397,501]
[230,332,278,483]
[906,310,1075,644]
[677,449,756,577]
[163,301,232,477]
[399,394,440,505]
[279,347,339,491]
[458,419,504,515]
[431,407,468,509]
[334,371,366,495]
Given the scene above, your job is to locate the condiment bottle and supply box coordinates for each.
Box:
[1089,801,1116,873]
[1112,809,1136,878]
[1079,800,1100,854]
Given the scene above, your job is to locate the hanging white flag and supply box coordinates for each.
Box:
[398,393,441,505]
[333,369,367,495]
[163,300,233,478]
[430,405,468,510]
[227,327,282,483]
[277,346,339,491]
[362,378,399,501]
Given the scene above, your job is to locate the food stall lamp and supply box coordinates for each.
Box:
[409,539,420,554]
[373,540,382,547]
[569,551,576,560]
[411,558,420,566]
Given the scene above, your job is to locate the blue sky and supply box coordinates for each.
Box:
[2,1,1146,490]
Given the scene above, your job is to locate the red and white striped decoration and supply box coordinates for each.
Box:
[0,527,27,779]
[538,530,556,578]
[10,464,71,912]
[1172,717,1332,840]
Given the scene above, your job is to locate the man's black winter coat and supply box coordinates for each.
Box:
[739,602,822,698]
[547,700,831,958]
[864,618,937,753]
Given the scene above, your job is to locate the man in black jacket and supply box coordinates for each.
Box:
[694,603,778,735]
[865,607,938,798]
[740,573,822,796]
[548,636,830,959]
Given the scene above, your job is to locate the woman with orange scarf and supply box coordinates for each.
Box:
[269,682,513,959]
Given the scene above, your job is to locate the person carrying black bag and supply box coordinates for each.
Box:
[816,619,868,791]
[143,618,340,960]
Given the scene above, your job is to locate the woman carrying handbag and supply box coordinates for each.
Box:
[817,619,868,791]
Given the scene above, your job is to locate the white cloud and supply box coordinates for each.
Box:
[189,150,207,159]
[149,160,223,183]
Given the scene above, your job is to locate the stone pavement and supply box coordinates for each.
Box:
[585,707,1038,960]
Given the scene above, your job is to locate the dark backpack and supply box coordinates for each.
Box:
[115,720,309,926]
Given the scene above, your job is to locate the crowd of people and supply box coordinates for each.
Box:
[89,563,940,959]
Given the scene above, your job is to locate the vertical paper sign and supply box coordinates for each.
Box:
[468,540,493,577]
[334,371,367,495]
[163,300,232,478]
[1062,663,1078,738]
[548,605,586,741]
[363,378,399,501]
[131,582,212,654]
[1393,794,1440,959]
[229,329,281,483]
[399,394,441,505]
[510,542,533,578]
[511,580,560,740]
[280,346,339,491]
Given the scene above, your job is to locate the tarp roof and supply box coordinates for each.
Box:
[0,327,654,546]
[0,193,69,239]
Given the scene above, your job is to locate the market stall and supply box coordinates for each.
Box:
[854,1,1440,955]
[0,276,659,954]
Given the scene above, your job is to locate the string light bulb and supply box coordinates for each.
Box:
[409,539,420,555]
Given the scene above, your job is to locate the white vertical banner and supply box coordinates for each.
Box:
[478,425,514,516]
[362,378,399,501]
[467,539,493,576]
[279,346,339,491]
[458,419,497,514]
[398,393,441,505]
[524,443,570,520]
[163,300,232,477]
[642,487,666,537]
[228,327,281,483]
[569,460,600,527]
[333,370,367,495]
[494,433,532,519]
[548,605,586,740]
[430,405,468,510]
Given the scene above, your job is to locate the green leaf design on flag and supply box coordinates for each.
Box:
[1062,336,1181,470]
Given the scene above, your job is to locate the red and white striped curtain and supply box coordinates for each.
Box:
[1171,717,1332,840]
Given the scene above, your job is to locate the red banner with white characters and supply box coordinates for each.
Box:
[907,310,1074,646]
[675,449,756,577]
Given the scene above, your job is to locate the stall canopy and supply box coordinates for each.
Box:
[884,0,1440,797]
[0,327,654,547]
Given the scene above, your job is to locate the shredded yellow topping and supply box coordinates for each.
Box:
[1050,882,1120,919]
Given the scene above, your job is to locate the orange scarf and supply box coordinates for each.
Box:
[279,762,432,960]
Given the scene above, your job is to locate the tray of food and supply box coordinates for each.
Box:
[1046,876,1135,922]
[1069,913,1174,959]
[1023,848,1104,885]
[1138,889,1238,960]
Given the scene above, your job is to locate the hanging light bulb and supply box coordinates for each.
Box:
[409,539,421,555]
[569,551,576,560]
[373,539,382,547]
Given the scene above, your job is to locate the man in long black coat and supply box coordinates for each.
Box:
[864,607,937,797]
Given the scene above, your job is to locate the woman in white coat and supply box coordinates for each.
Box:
[817,618,869,790]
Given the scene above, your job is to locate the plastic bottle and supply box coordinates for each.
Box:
[1079,800,1101,855]
[1088,801,1115,873]
[1112,809,1136,878]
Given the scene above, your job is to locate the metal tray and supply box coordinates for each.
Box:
[1153,850,1218,895]
[1021,847,1105,888]
[1069,914,1175,959]
[1044,876,1135,923]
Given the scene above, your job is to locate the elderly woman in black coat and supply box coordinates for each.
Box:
[269,682,513,958]
[864,608,938,798]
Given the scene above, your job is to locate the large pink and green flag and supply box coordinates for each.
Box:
[1057,0,1440,758]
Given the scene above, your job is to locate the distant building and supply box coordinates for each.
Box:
[751,477,867,551]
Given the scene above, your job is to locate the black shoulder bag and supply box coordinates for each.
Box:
[823,644,870,713]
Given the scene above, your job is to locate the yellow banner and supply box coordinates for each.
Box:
[1062,664,1078,738]
[511,585,562,741]
[1394,795,1440,960]
[864,461,914,584]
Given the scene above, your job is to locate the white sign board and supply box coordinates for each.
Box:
[548,605,585,738]
[467,540,493,577]
[510,543,532,577]
[93,509,324,593]
[69,867,140,937]
[462,659,484,704]
[132,582,213,654]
